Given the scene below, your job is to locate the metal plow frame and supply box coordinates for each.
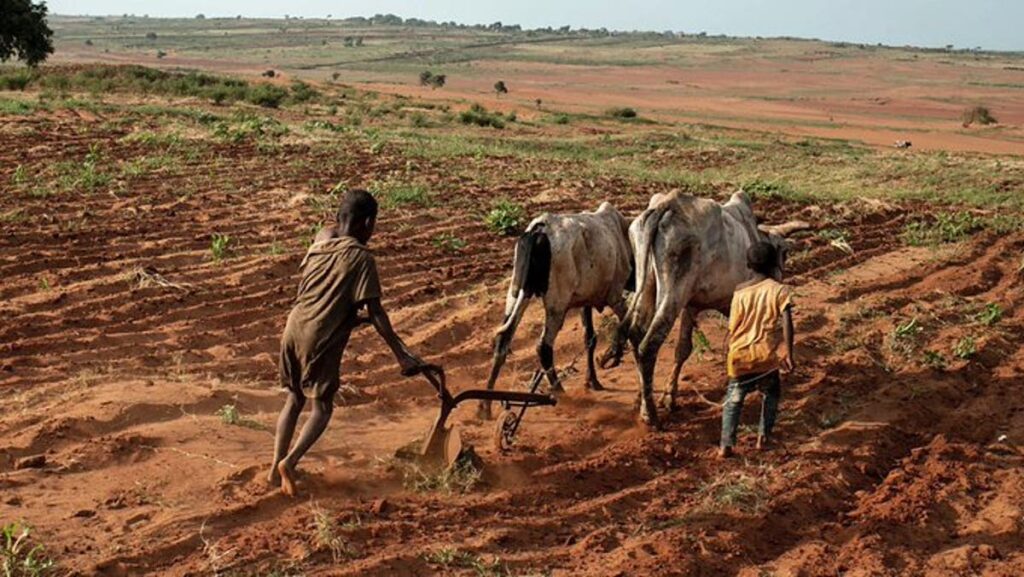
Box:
[416,366,556,467]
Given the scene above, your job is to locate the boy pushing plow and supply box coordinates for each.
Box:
[270,189,429,496]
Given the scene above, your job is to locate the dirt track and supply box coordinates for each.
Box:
[1,111,1023,576]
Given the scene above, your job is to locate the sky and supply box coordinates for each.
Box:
[47,0,1024,51]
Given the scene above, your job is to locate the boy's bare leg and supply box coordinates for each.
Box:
[278,397,334,497]
[269,392,305,484]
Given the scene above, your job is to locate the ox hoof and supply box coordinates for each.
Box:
[585,378,605,392]
[598,352,622,370]
[639,399,662,430]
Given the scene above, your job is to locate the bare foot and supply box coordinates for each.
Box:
[267,465,281,486]
[278,461,298,497]
[756,436,770,451]
[719,446,734,459]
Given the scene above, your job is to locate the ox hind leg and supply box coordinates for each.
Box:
[636,271,696,429]
[660,309,695,412]
[581,307,604,391]
[538,306,568,394]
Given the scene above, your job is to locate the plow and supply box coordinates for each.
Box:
[412,365,556,468]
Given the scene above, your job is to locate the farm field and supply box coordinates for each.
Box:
[1,15,1024,577]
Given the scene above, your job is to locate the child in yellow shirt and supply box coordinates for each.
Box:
[720,241,794,458]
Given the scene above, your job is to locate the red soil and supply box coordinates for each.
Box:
[1,108,1023,576]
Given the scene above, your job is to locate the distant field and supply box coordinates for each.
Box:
[44,15,1024,154]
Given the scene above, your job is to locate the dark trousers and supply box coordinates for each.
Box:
[720,370,781,448]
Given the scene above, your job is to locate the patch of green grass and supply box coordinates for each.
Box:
[423,547,509,577]
[485,200,526,236]
[975,303,1002,326]
[372,183,432,209]
[923,350,947,370]
[2,522,55,577]
[215,404,265,431]
[902,212,983,246]
[0,98,36,115]
[432,232,467,253]
[953,336,976,360]
[210,234,232,262]
[211,113,288,143]
[692,329,712,361]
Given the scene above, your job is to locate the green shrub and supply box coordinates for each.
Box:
[485,200,526,236]
[0,69,33,91]
[459,103,505,129]
[962,106,997,127]
[605,106,638,119]
[289,80,318,103]
[246,83,289,108]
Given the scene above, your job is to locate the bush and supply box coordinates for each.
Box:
[289,80,318,103]
[247,83,288,108]
[459,103,505,129]
[0,69,33,91]
[605,106,638,119]
[962,106,997,127]
[485,200,525,235]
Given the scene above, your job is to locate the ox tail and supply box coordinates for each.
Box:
[494,225,551,355]
[623,203,672,335]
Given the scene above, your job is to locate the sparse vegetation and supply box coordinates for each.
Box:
[215,404,265,430]
[210,233,232,262]
[402,459,482,495]
[372,183,432,209]
[460,103,506,129]
[923,350,947,370]
[902,212,983,246]
[485,200,526,236]
[418,70,446,89]
[423,547,509,576]
[695,473,767,514]
[953,336,976,359]
[975,303,1002,326]
[962,105,997,127]
[605,106,638,119]
[309,502,355,562]
[2,522,55,577]
[432,232,467,252]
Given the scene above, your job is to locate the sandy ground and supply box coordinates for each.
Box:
[1,106,1023,575]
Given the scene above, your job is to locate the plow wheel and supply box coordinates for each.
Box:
[493,409,519,452]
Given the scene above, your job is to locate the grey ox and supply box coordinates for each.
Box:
[478,202,633,420]
[605,190,806,429]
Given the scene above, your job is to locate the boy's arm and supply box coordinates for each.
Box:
[365,298,425,376]
[781,305,795,372]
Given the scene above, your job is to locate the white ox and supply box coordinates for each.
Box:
[611,190,806,428]
[479,202,633,420]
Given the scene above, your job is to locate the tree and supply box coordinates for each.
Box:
[493,80,508,97]
[0,0,54,66]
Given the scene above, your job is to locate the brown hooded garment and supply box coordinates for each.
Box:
[280,237,381,398]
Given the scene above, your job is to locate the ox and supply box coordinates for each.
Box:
[479,202,633,420]
[610,190,805,428]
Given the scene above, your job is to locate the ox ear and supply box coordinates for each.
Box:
[758,220,811,238]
